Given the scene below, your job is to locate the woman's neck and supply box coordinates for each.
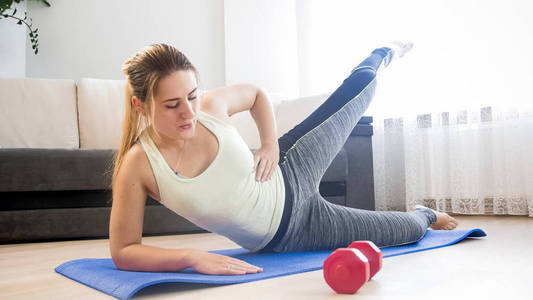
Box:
[148,127,188,151]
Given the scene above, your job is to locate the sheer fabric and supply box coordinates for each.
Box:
[373,105,533,217]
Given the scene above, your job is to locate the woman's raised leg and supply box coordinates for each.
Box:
[262,44,419,253]
[264,43,459,253]
[277,47,394,200]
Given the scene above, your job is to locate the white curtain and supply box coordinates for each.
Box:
[372,106,533,217]
[295,0,533,216]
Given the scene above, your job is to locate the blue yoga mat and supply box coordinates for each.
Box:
[55,229,486,300]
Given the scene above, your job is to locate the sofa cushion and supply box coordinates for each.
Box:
[77,78,126,149]
[228,93,283,150]
[0,149,115,192]
[0,146,347,192]
[276,93,330,137]
[0,78,78,148]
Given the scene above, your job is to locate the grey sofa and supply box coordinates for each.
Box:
[0,78,374,243]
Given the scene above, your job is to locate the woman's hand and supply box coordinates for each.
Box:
[252,142,280,182]
[189,250,263,275]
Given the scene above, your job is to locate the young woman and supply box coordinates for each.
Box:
[109,43,458,276]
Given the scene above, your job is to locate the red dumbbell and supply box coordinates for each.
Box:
[348,241,383,280]
[323,248,370,294]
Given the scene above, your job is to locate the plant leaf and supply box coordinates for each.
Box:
[0,1,13,13]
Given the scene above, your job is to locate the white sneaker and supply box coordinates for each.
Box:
[389,40,413,59]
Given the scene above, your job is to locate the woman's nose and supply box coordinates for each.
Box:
[181,101,195,119]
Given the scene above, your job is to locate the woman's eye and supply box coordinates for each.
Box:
[165,96,196,109]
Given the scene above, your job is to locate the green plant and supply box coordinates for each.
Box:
[0,0,51,54]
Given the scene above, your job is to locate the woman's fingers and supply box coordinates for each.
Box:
[266,160,275,181]
[228,257,262,270]
[253,152,260,173]
[256,158,278,182]
[253,144,280,182]
[225,264,258,274]
[261,161,272,182]
[224,258,263,274]
[231,257,262,270]
[191,251,262,275]
[256,158,267,182]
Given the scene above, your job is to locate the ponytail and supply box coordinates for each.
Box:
[110,82,144,191]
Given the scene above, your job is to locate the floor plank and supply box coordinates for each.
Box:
[1,215,532,300]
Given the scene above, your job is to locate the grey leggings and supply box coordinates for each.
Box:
[261,47,437,252]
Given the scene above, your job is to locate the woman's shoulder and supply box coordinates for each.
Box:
[123,142,148,167]
[199,91,232,123]
[119,143,160,200]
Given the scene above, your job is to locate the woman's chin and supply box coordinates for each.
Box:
[179,129,195,140]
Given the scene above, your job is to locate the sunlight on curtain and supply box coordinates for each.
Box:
[373,106,533,217]
[299,0,533,216]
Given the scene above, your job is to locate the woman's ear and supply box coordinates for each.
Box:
[131,96,145,115]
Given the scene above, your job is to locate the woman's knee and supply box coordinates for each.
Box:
[345,67,376,91]
[410,220,428,242]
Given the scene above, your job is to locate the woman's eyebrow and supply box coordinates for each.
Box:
[163,87,198,102]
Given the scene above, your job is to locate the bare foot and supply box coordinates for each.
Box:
[414,205,459,230]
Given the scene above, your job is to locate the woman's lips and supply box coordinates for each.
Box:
[180,123,192,129]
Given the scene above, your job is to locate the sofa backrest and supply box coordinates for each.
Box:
[0,78,79,149]
[0,78,331,150]
[276,93,330,138]
[228,93,329,149]
[77,78,126,149]
[76,78,329,150]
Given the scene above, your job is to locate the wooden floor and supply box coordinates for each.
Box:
[1,215,532,300]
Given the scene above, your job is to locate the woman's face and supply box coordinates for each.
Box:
[152,70,200,144]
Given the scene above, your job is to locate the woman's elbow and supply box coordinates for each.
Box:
[110,244,133,270]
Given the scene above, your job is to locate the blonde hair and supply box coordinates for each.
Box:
[110,44,198,191]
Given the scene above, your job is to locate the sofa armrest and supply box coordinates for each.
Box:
[344,116,375,210]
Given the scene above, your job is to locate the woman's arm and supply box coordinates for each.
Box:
[203,84,280,182]
[109,147,262,274]
[249,87,277,149]
[249,87,280,182]
[109,147,191,271]
[112,243,261,274]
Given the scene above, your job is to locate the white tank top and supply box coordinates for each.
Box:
[138,110,285,251]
